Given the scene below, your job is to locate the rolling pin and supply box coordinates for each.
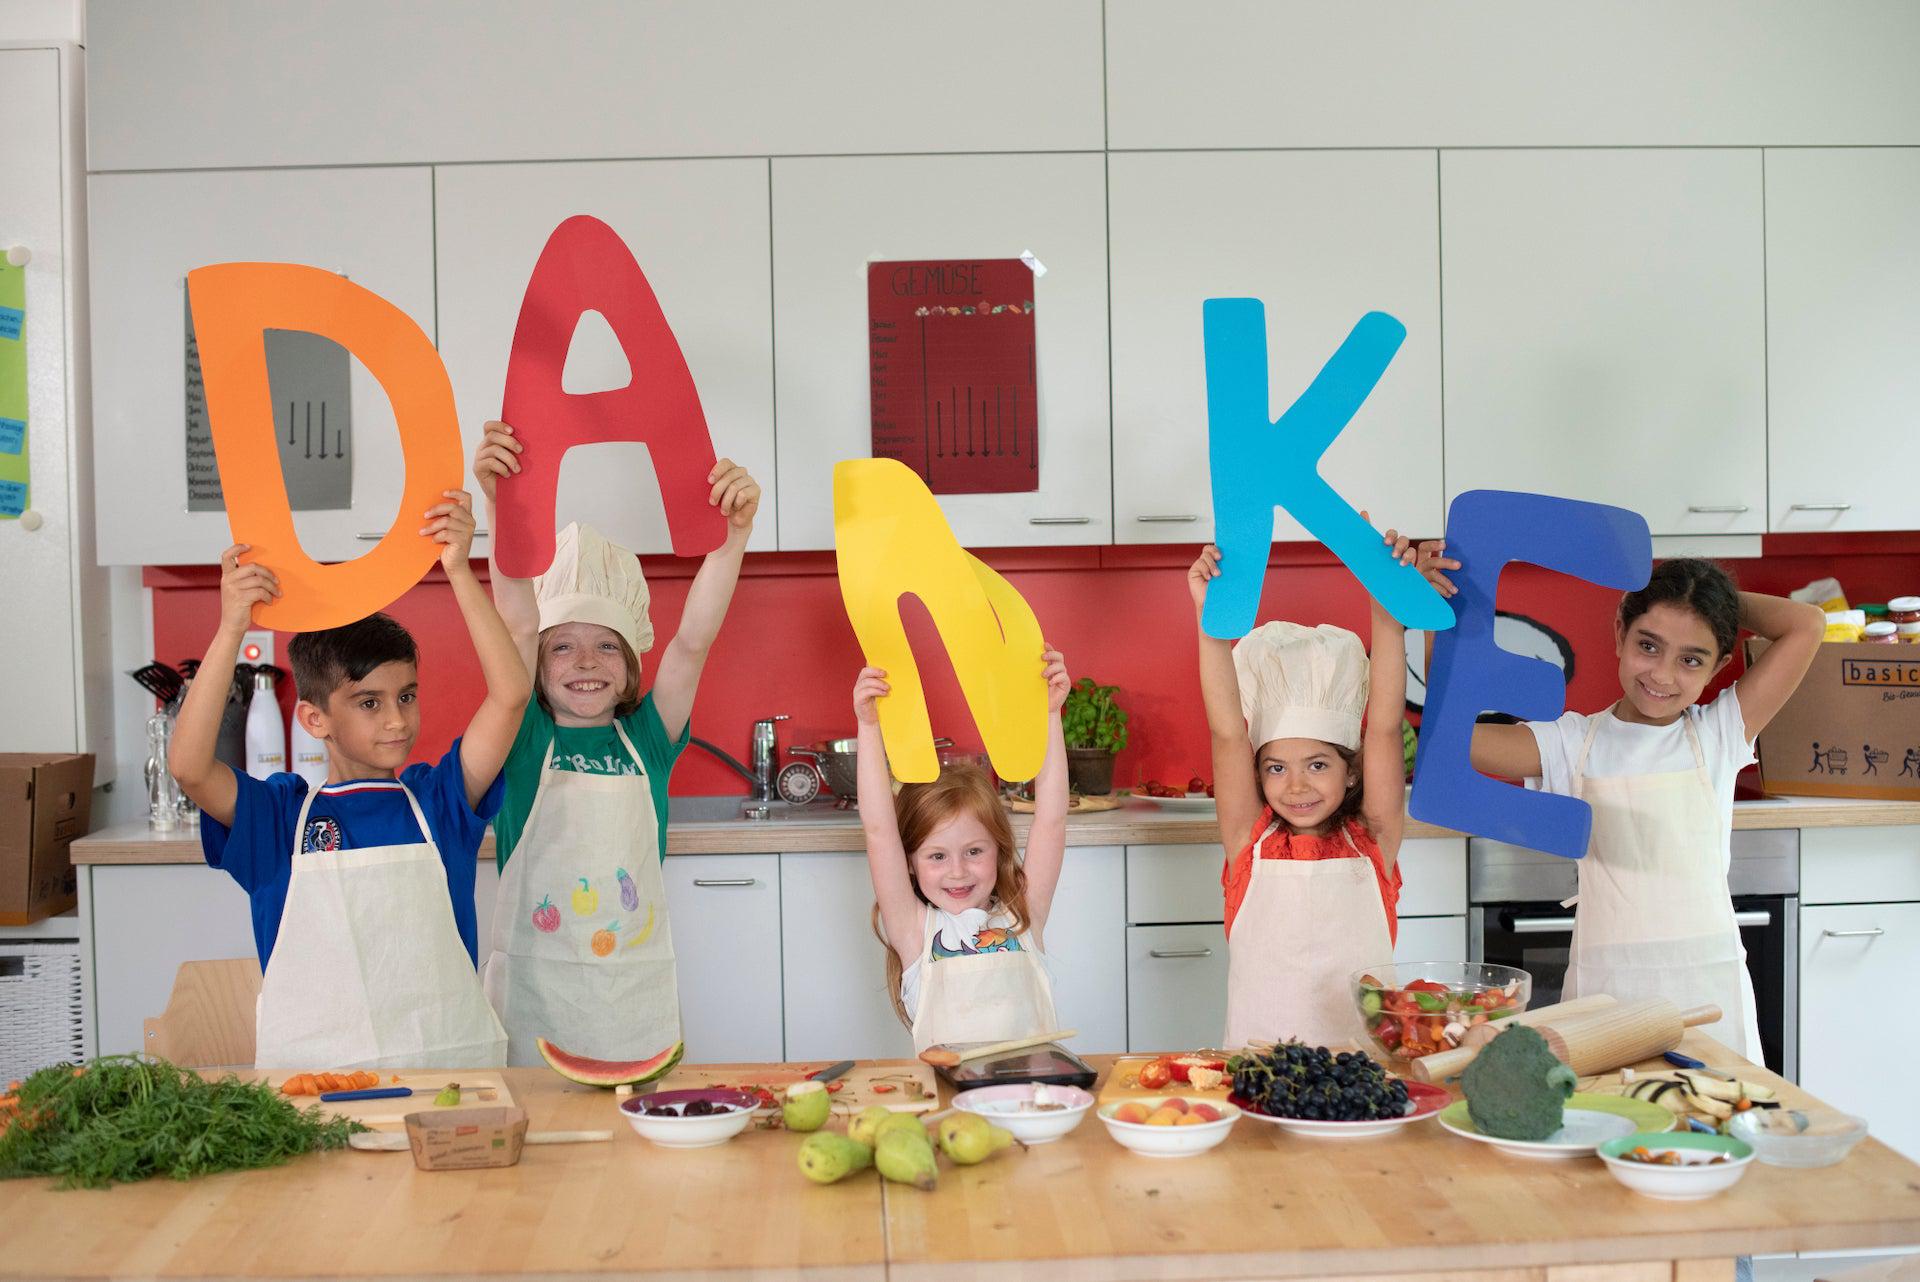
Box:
[1402,993,1618,1083]
[1413,997,1719,1083]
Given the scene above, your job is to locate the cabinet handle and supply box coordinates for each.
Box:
[1148,947,1213,959]
[1510,916,1576,934]
[1687,505,1750,514]
[1789,503,1852,512]
[1733,911,1771,927]
[1135,514,1199,523]
[692,878,757,888]
[1028,516,1091,526]
[1822,927,1883,939]
[358,529,489,540]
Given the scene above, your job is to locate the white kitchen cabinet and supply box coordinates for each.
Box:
[1396,838,1466,918]
[89,166,436,564]
[1801,826,1920,906]
[1126,923,1227,1053]
[1765,148,1920,533]
[86,863,258,1056]
[664,854,784,1064]
[1393,915,1466,964]
[1037,844,1127,1055]
[1799,902,1920,1163]
[1126,843,1223,925]
[771,154,1111,550]
[779,851,914,1062]
[434,160,777,555]
[1108,151,1443,545]
[1440,150,1767,535]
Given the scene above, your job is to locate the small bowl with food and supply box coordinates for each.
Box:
[1728,1107,1868,1168]
[618,1088,759,1148]
[951,1082,1095,1144]
[1598,1132,1755,1200]
[1351,962,1531,1062]
[1097,1096,1240,1158]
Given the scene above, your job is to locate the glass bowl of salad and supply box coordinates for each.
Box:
[1350,962,1531,1062]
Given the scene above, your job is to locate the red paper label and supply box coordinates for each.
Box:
[868,259,1038,495]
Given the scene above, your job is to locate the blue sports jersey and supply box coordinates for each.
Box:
[200,739,503,967]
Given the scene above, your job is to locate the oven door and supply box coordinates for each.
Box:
[1473,896,1796,1079]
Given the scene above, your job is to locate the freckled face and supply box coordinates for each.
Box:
[540,622,628,727]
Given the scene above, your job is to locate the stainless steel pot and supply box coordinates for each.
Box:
[791,736,952,798]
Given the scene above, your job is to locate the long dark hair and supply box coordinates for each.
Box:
[1618,558,1741,659]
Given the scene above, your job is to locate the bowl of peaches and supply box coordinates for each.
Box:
[1351,962,1530,1063]
[1097,1096,1241,1157]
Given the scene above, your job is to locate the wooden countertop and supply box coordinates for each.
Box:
[2,1032,1915,1281]
[70,792,1920,865]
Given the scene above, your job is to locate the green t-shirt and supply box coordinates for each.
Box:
[493,696,689,872]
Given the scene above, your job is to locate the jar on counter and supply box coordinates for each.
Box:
[1863,621,1901,644]
[1899,622,1920,644]
[1887,596,1920,625]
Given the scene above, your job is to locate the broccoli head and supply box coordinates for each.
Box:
[1461,1025,1578,1141]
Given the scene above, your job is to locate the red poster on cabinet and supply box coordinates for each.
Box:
[868,259,1037,494]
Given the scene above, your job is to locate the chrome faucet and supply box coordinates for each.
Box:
[750,715,789,801]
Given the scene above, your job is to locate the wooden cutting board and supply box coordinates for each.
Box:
[1098,1055,1234,1106]
[265,1072,516,1130]
[661,1062,940,1114]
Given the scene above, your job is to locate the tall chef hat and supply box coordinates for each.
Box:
[1231,621,1368,752]
[534,522,653,655]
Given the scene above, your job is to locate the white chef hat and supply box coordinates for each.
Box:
[1231,621,1368,752]
[534,522,653,655]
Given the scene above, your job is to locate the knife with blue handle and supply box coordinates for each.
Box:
[317,1086,418,1103]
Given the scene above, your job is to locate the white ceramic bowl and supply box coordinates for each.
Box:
[618,1088,758,1149]
[1097,1096,1240,1158]
[952,1084,1095,1144]
[1597,1132,1755,1201]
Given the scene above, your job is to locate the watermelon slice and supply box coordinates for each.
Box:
[536,1037,684,1087]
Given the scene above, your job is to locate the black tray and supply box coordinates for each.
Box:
[934,1044,1098,1092]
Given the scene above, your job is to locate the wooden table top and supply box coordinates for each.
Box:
[3,1033,1916,1281]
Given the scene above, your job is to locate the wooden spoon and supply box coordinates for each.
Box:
[919,1029,1077,1068]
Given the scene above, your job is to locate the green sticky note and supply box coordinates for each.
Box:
[0,263,25,518]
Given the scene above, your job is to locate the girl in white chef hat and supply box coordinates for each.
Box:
[473,421,760,1066]
[1189,534,1417,1052]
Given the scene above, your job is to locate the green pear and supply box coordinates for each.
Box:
[875,1129,938,1191]
[872,1110,928,1147]
[937,1112,1017,1165]
[797,1132,873,1184]
[783,1081,831,1133]
[848,1104,893,1148]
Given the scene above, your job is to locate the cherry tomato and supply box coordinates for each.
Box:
[826,1080,845,1093]
[872,1083,897,1094]
[1137,1059,1173,1090]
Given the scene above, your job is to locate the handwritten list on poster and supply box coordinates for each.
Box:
[0,261,27,518]
[868,259,1038,495]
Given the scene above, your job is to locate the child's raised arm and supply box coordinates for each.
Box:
[1361,531,1416,866]
[473,421,540,679]
[169,545,280,826]
[1413,539,1544,780]
[1017,649,1072,933]
[652,459,760,741]
[431,489,533,808]
[1730,591,1825,738]
[1189,546,1260,862]
[855,668,922,963]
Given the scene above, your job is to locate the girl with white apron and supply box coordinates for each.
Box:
[256,784,507,1069]
[1562,714,1760,1059]
[484,722,678,1066]
[907,907,1057,1054]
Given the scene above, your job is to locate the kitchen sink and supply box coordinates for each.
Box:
[666,796,854,824]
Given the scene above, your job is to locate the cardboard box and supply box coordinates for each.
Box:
[0,753,94,924]
[1749,640,1920,802]
[404,1107,528,1170]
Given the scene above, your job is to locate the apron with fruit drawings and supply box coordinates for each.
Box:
[908,903,1057,1054]
[257,783,507,1070]
[1561,714,1761,1060]
[483,723,679,1067]
[1223,822,1394,1053]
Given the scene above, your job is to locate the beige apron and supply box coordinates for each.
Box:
[908,904,1057,1054]
[1562,713,1760,1059]
[1223,824,1394,1051]
[255,783,507,1069]
[483,724,680,1067]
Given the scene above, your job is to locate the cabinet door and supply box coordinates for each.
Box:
[779,851,914,1061]
[90,167,436,565]
[1126,924,1227,1053]
[88,864,258,1056]
[1441,150,1766,535]
[1799,903,1920,1163]
[1396,838,1467,918]
[434,160,776,554]
[1038,845,1127,1054]
[1393,916,1466,964]
[1766,148,1920,532]
[1109,151,1443,544]
[771,154,1111,549]
[664,855,784,1064]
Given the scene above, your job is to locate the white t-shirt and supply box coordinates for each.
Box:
[899,904,1047,1021]
[1525,686,1754,873]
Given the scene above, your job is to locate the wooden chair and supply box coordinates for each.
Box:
[142,958,262,1069]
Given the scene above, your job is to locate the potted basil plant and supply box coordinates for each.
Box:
[1060,677,1129,797]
